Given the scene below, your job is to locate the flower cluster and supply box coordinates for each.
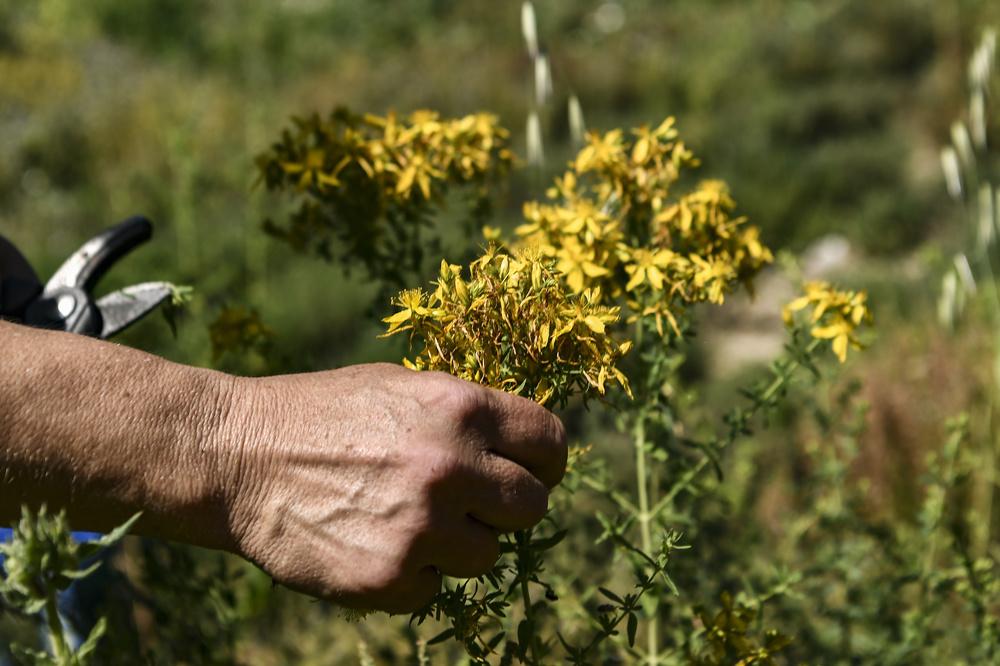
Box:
[782,281,873,362]
[257,108,514,282]
[514,118,774,336]
[383,246,632,406]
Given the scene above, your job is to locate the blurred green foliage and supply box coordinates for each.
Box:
[3,0,1000,663]
[1,0,995,375]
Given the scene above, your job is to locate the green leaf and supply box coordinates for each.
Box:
[23,598,47,615]
[11,643,57,666]
[81,512,141,557]
[427,628,455,645]
[486,631,506,651]
[530,529,568,551]
[598,587,624,605]
[660,571,680,596]
[627,613,638,647]
[76,617,108,665]
[517,618,532,654]
[61,560,102,581]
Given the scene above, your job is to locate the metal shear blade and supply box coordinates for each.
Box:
[3,216,173,339]
[95,281,174,339]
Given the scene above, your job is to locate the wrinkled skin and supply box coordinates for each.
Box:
[0,321,566,613]
[226,364,566,612]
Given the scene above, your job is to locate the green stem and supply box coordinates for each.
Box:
[924,426,961,578]
[656,337,823,513]
[45,592,70,664]
[520,572,538,664]
[634,413,658,666]
[516,529,540,665]
[968,392,996,560]
[632,318,659,665]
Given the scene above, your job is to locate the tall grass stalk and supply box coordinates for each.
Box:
[938,27,999,560]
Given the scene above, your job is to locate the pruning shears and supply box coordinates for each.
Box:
[0,216,174,338]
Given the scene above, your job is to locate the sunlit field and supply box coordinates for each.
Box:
[2,2,999,663]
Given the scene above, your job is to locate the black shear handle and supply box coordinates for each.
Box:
[48,216,152,292]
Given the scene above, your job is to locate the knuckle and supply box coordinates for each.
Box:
[418,446,466,491]
[413,569,443,608]
[381,571,442,615]
[443,381,487,425]
[549,413,568,450]
[447,527,500,578]
[498,474,549,531]
[467,537,501,575]
[423,375,490,432]
[546,415,569,485]
[522,484,550,526]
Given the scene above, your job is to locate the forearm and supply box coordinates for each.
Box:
[0,319,238,550]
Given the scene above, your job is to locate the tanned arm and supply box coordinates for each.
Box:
[0,319,237,548]
[0,319,566,612]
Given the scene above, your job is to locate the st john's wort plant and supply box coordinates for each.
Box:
[375,112,872,663]
[755,382,1000,663]
[255,107,514,289]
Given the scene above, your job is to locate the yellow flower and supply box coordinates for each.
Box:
[810,319,855,363]
[258,107,514,281]
[624,248,677,292]
[629,117,679,166]
[783,281,872,362]
[509,118,773,334]
[279,148,342,191]
[382,289,433,334]
[575,129,625,173]
[383,246,632,406]
[555,237,610,293]
[628,300,681,337]
[482,225,502,241]
[690,254,736,304]
[395,152,444,200]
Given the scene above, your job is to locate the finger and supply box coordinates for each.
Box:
[380,565,442,615]
[476,387,568,488]
[428,516,501,579]
[467,455,549,532]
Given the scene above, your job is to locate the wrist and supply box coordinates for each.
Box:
[135,362,248,553]
[205,373,281,558]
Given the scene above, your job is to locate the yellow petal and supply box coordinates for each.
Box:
[810,323,846,339]
[531,262,543,289]
[632,137,651,164]
[396,166,416,195]
[625,268,644,292]
[832,335,848,363]
[647,266,665,291]
[583,315,606,334]
[418,172,432,199]
[383,310,412,325]
[566,270,584,293]
[785,296,811,313]
[581,262,610,278]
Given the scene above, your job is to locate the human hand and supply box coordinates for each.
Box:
[219,363,567,613]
